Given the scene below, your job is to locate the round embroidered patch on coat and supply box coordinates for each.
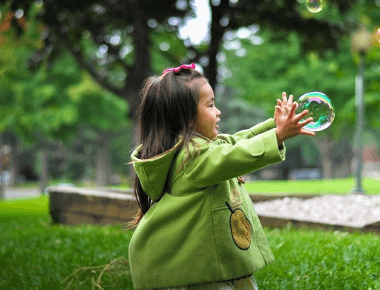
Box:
[226,202,252,250]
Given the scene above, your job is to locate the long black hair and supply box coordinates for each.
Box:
[130,67,207,226]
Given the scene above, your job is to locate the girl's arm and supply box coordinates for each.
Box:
[217,118,276,145]
[181,128,285,188]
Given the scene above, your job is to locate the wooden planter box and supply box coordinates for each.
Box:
[47,187,379,234]
[48,187,138,226]
[47,188,318,226]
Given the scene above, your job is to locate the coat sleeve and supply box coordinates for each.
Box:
[217,118,277,145]
[181,127,285,188]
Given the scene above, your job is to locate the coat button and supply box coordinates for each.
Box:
[237,176,245,184]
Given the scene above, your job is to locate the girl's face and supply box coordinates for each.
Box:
[194,81,221,139]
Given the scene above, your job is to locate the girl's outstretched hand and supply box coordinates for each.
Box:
[274,92,315,145]
[277,92,294,116]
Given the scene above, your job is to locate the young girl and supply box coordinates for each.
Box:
[129,63,314,290]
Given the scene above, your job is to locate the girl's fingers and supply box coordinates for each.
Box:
[288,102,297,117]
[277,99,282,106]
[295,109,310,121]
[282,92,287,104]
[300,129,316,136]
[275,106,286,115]
[288,95,294,103]
[298,117,314,127]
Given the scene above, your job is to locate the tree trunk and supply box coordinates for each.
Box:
[123,4,152,121]
[334,137,354,178]
[314,131,355,179]
[314,132,335,179]
[96,135,111,187]
[0,170,4,199]
[0,137,4,199]
[39,151,48,195]
[206,0,230,88]
[9,134,19,187]
[321,152,333,179]
[338,154,354,177]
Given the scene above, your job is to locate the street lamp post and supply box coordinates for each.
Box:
[0,134,4,200]
[350,24,372,195]
[0,149,3,200]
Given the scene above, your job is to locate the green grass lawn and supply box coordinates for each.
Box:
[259,226,380,290]
[244,177,380,195]
[16,177,380,195]
[111,177,380,195]
[1,195,379,289]
[0,196,133,289]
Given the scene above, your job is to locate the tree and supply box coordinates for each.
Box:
[0,22,128,191]
[67,73,129,186]
[3,0,362,117]
[1,0,188,120]
[3,0,377,181]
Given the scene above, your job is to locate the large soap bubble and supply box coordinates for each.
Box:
[306,0,323,13]
[295,92,335,132]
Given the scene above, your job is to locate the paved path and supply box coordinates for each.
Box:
[254,194,380,228]
[1,187,41,199]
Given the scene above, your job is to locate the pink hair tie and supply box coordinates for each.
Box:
[162,63,196,74]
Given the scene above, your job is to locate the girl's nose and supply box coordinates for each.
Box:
[216,107,221,116]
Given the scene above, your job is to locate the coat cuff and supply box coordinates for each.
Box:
[262,128,286,162]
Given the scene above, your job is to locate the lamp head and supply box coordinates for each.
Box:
[351,24,372,54]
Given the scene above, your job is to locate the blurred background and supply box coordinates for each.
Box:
[0,0,379,195]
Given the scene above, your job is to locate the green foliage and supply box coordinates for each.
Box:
[67,73,128,131]
[220,0,380,138]
[0,25,128,145]
[66,160,86,181]
[222,31,360,132]
[221,22,380,177]
[151,29,189,73]
[217,86,269,134]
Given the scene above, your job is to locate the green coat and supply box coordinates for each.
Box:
[129,119,286,289]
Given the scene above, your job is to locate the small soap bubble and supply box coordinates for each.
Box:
[295,92,335,132]
[305,0,323,13]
